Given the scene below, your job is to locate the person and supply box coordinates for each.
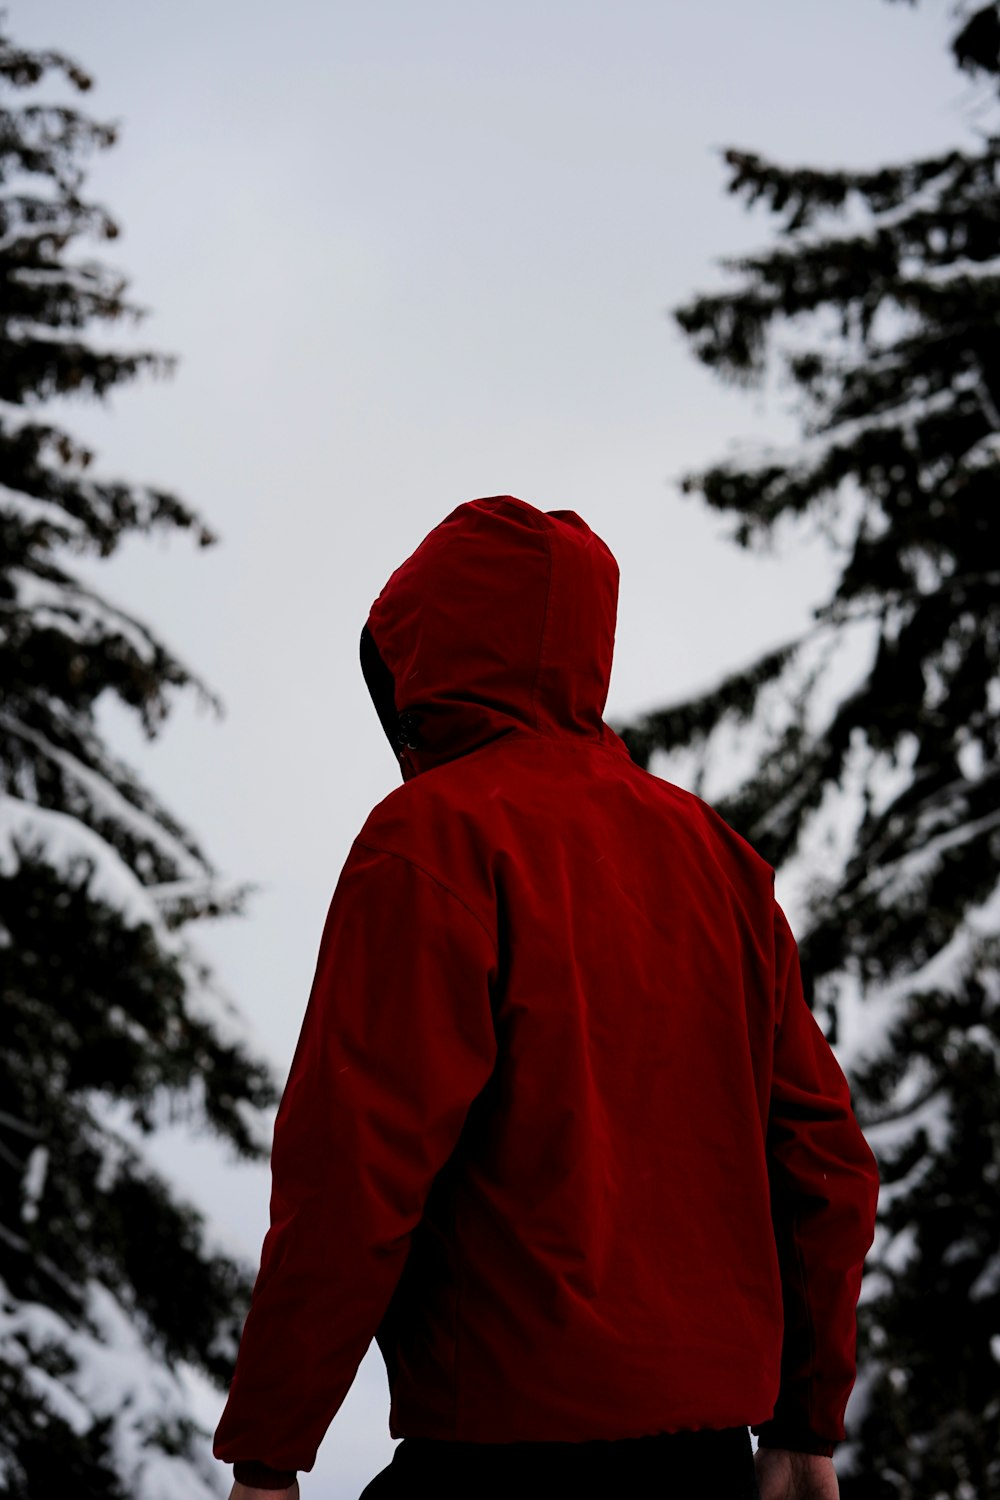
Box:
[213,496,880,1500]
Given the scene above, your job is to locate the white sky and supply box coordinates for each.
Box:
[10,1,980,1492]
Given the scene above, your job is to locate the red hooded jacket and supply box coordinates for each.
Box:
[214,496,879,1484]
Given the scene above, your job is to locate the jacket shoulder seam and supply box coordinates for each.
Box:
[353,838,498,958]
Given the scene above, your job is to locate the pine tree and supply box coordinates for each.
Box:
[0,23,278,1499]
[618,5,1000,1496]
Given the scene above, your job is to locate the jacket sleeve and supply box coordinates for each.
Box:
[752,899,879,1457]
[213,840,498,1476]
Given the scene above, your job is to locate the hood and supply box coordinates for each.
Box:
[362,495,623,782]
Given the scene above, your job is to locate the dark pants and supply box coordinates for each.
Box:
[359,1426,760,1498]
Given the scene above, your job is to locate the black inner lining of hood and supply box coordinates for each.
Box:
[360,624,401,757]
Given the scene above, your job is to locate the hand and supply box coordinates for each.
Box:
[755,1448,839,1500]
[228,1482,300,1500]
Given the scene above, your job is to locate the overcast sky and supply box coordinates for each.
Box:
[12,0,977,1492]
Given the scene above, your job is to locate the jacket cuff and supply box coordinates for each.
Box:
[232,1459,298,1489]
[752,1420,836,1458]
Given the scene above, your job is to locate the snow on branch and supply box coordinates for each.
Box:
[0,484,88,540]
[0,791,167,932]
[748,374,981,478]
[918,253,1000,284]
[5,565,161,661]
[0,1276,224,1500]
[837,878,1000,1078]
[0,715,207,879]
[868,808,1000,912]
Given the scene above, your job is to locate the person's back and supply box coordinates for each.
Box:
[364,723,787,1442]
[214,496,879,1500]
